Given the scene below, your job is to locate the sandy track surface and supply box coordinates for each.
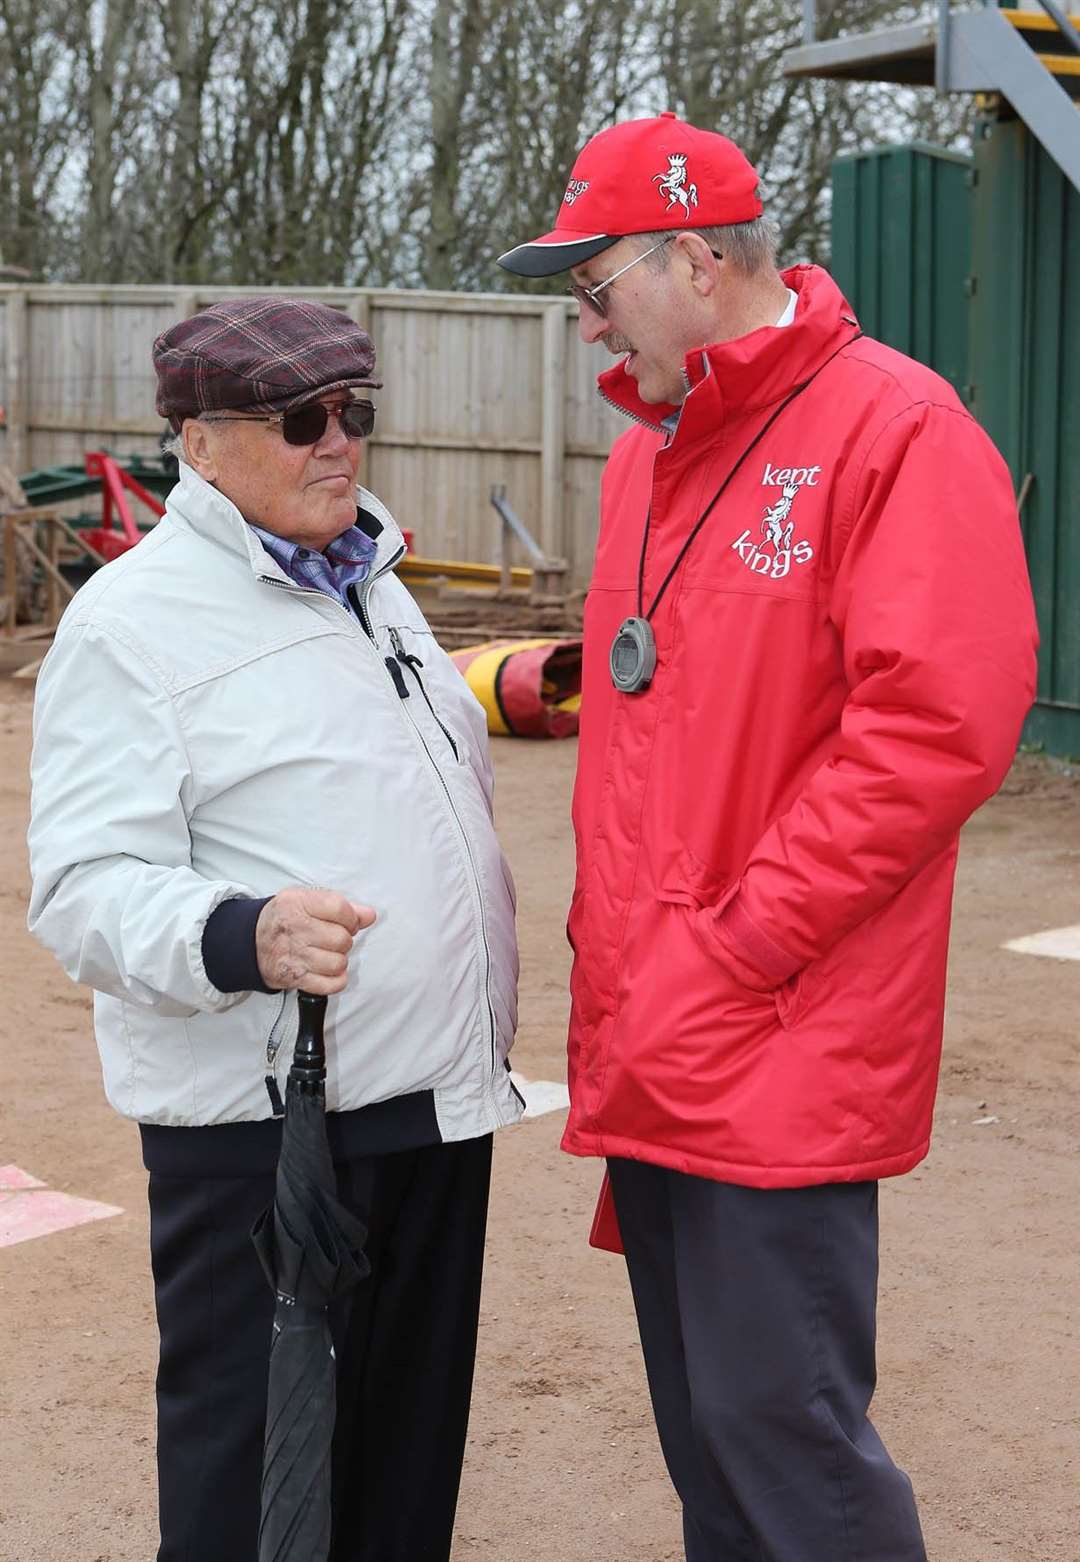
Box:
[0,675,1077,1561]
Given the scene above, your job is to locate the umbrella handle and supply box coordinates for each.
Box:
[291,990,328,1092]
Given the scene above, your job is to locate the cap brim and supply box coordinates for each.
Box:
[279,376,383,412]
[497,231,619,278]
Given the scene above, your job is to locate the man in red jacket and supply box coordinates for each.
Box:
[499,113,1037,1561]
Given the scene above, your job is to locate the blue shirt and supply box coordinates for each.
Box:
[251,520,377,611]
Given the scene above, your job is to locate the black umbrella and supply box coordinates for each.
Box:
[252,991,370,1562]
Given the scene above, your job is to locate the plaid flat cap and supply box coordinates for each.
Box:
[153,297,382,429]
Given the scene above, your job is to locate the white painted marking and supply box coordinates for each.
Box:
[0,1166,123,1249]
[510,1072,570,1119]
[1002,924,1080,962]
[0,1165,47,1190]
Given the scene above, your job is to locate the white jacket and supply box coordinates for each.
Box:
[27,465,522,1139]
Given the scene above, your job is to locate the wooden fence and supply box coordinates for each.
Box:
[0,285,629,588]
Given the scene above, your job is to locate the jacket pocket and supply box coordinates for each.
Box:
[772,967,811,1031]
[657,882,807,1031]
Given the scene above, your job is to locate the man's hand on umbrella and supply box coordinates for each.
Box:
[256,889,376,994]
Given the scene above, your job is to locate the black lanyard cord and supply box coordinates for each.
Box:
[635,332,861,622]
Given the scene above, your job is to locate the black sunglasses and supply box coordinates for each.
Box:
[208,399,376,447]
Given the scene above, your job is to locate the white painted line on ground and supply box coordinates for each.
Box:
[1002,924,1080,962]
[510,1072,571,1119]
[0,1166,123,1249]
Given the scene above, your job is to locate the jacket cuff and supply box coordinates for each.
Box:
[705,897,803,989]
[201,896,276,994]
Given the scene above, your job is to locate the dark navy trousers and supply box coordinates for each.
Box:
[607,1158,927,1562]
[148,1134,492,1562]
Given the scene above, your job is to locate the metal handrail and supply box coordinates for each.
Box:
[1035,0,1080,56]
[489,485,568,600]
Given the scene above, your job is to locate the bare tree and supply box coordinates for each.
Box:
[3,0,974,288]
[0,0,80,276]
[72,0,151,280]
[426,0,486,289]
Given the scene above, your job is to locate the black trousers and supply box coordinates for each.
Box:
[607,1158,927,1562]
[148,1134,493,1562]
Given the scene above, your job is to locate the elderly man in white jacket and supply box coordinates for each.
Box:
[27,297,521,1562]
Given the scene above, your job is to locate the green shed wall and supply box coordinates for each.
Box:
[969,117,1080,758]
[830,142,974,402]
[831,132,1080,758]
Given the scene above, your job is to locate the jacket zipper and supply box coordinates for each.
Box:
[264,991,290,1116]
[598,383,666,432]
[257,552,499,1083]
[387,627,459,760]
[395,702,499,1079]
[597,361,696,433]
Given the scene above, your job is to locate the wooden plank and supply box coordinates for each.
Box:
[10,520,78,606]
[540,302,567,562]
[27,414,209,437]
[3,518,15,634]
[1,283,553,316]
[346,296,371,333]
[45,518,59,626]
[5,291,27,476]
[0,465,27,509]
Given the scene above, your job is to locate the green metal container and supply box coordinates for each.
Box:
[969,116,1080,758]
[830,142,974,402]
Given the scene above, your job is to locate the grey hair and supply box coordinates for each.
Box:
[161,410,234,465]
[633,214,781,276]
[160,428,186,462]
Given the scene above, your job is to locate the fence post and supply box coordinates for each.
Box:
[540,302,567,567]
[5,290,28,476]
[346,292,372,333]
[346,293,375,489]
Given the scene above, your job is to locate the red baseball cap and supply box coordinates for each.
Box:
[497,112,761,278]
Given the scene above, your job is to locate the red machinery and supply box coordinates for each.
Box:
[81,451,166,561]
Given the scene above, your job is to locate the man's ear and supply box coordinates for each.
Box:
[679,234,720,297]
[182,419,219,481]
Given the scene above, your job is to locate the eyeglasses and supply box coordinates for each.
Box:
[206,399,376,446]
[567,238,723,319]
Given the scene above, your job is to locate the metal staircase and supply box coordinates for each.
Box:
[786,3,1080,192]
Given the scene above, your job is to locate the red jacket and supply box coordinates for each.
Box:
[563,265,1037,1188]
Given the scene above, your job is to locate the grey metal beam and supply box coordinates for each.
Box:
[936,0,952,93]
[803,0,816,47]
[947,9,1080,193]
[782,22,936,83]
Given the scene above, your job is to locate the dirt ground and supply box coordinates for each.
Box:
[0,671,1077,1562]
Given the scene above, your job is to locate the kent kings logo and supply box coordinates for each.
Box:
[731,461,821,580]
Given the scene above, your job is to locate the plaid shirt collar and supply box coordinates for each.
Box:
[250,519,378,609]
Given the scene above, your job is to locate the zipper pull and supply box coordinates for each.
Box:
[385,655,409,698]
[265,1073,285,1117]
[389,626,423,671]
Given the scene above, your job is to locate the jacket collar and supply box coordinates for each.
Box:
[165,465,407,583]
[596,264,860,440]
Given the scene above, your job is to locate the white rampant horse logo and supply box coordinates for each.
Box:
[761,483,798,554]
[652,154,699,219]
